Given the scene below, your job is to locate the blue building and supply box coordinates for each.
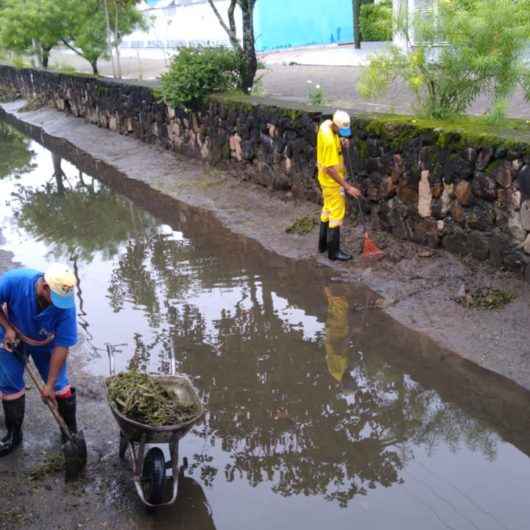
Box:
[140,0,356,52]
[254,0,354,52]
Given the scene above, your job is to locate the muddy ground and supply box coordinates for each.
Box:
[1,99,530,529]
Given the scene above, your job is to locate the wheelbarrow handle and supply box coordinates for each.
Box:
[106,343,116,376]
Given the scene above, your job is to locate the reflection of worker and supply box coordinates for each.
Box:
[317,110,361,262]
[0,265,79,457]
[324,287,351,385]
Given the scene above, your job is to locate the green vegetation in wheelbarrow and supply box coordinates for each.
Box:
[106,370,200,427]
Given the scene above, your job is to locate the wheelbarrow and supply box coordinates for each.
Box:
[105,344,205,507]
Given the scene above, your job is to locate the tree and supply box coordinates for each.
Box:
[0,0,64,68]
[358,0,530,119]
[207,0,258,92]
[108,0,146,79]
[59,0,109,75]
[58,0,145,76]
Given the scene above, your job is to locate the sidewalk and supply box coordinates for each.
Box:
[259,42,392,67]
[47,45,530,119]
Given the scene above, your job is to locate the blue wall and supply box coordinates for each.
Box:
[254,0,354,52]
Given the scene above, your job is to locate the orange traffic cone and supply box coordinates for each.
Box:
[362,231,384,259]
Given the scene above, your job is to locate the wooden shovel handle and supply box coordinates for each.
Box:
[24,357,73,439]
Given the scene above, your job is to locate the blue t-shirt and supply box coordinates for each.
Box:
[0,268,77,353]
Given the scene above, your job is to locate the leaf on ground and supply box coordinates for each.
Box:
[285,216,318,235]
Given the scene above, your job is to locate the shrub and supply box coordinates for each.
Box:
[360,1,392,42]
[307,82,326,106]
[358,0,530,119]
[159,46,242,110]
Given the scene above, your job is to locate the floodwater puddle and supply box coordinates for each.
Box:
[1,120,530,529]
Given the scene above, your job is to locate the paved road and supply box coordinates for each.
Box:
[46,49,530,118]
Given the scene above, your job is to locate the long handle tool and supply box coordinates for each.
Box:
[11,340,87,481]
[344,149,384,260]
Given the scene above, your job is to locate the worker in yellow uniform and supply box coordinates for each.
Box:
[317,110,361,261]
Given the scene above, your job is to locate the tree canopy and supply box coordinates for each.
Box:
[358,0,530,119]
[0,0,146,74]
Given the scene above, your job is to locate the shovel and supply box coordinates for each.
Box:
[12,341,87,481]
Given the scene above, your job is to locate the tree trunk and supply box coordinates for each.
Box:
[41,47,50,69]
[353,0,361,49]
[91,59,99,76]
[114,3,122,79]
[240,3,257,92]
[103,0,117,78]
[52,153,65,195]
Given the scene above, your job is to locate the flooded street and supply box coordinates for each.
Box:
[1,120,530,529]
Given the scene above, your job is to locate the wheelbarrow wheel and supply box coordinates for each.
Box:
[119,432,128,460]
[142,447,165,505]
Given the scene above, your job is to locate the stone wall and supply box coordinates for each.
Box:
[1,65,530,277]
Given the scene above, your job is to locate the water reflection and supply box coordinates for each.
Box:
[14,156,156,263]
[0,122,33,178]
[1,123,529,527]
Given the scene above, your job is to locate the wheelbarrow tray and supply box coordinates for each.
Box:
[105,373,205,444]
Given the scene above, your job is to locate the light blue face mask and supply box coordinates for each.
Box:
[339,127,351,137]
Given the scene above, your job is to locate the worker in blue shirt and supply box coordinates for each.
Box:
[0,264,79,457]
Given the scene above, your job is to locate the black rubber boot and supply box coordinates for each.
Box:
[318,221,329,253]
[0,395,25,457]
[328,227,352,261]
[57,388,78,443]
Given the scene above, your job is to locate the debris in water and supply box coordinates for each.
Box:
[454,287,514,310]
[286,216,318,235]
[106,371,200,427]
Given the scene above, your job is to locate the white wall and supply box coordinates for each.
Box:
[121,0,242,57]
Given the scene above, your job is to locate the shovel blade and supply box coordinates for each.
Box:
[63,430,87,481]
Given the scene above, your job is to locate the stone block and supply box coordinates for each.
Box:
[464,147,478,164]
[455,180,472,206]
[467,232,490,261]
[488,231,513,267]
[507,210,526,242]
[476,148,494,170]
[492,160,513,188]
[418,170,432,218]
[380,175,397,199]
[523,234,530,255]
[518,165,530,198]
[442,226,469,256]
[464,204,496,231]
[413,218,440,248]
[451,204,465,224]
[503,249,528,274]
[441,182,454,215]
[398,184,418,205]
[444,154,473,180]
[521,200,530,231]
[471,172,497,201]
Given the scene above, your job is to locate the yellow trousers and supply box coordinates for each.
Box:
[320,186,346,228]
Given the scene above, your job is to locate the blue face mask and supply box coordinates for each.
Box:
[339,127,351,137]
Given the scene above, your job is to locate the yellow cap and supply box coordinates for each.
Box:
[44,263,76,309]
